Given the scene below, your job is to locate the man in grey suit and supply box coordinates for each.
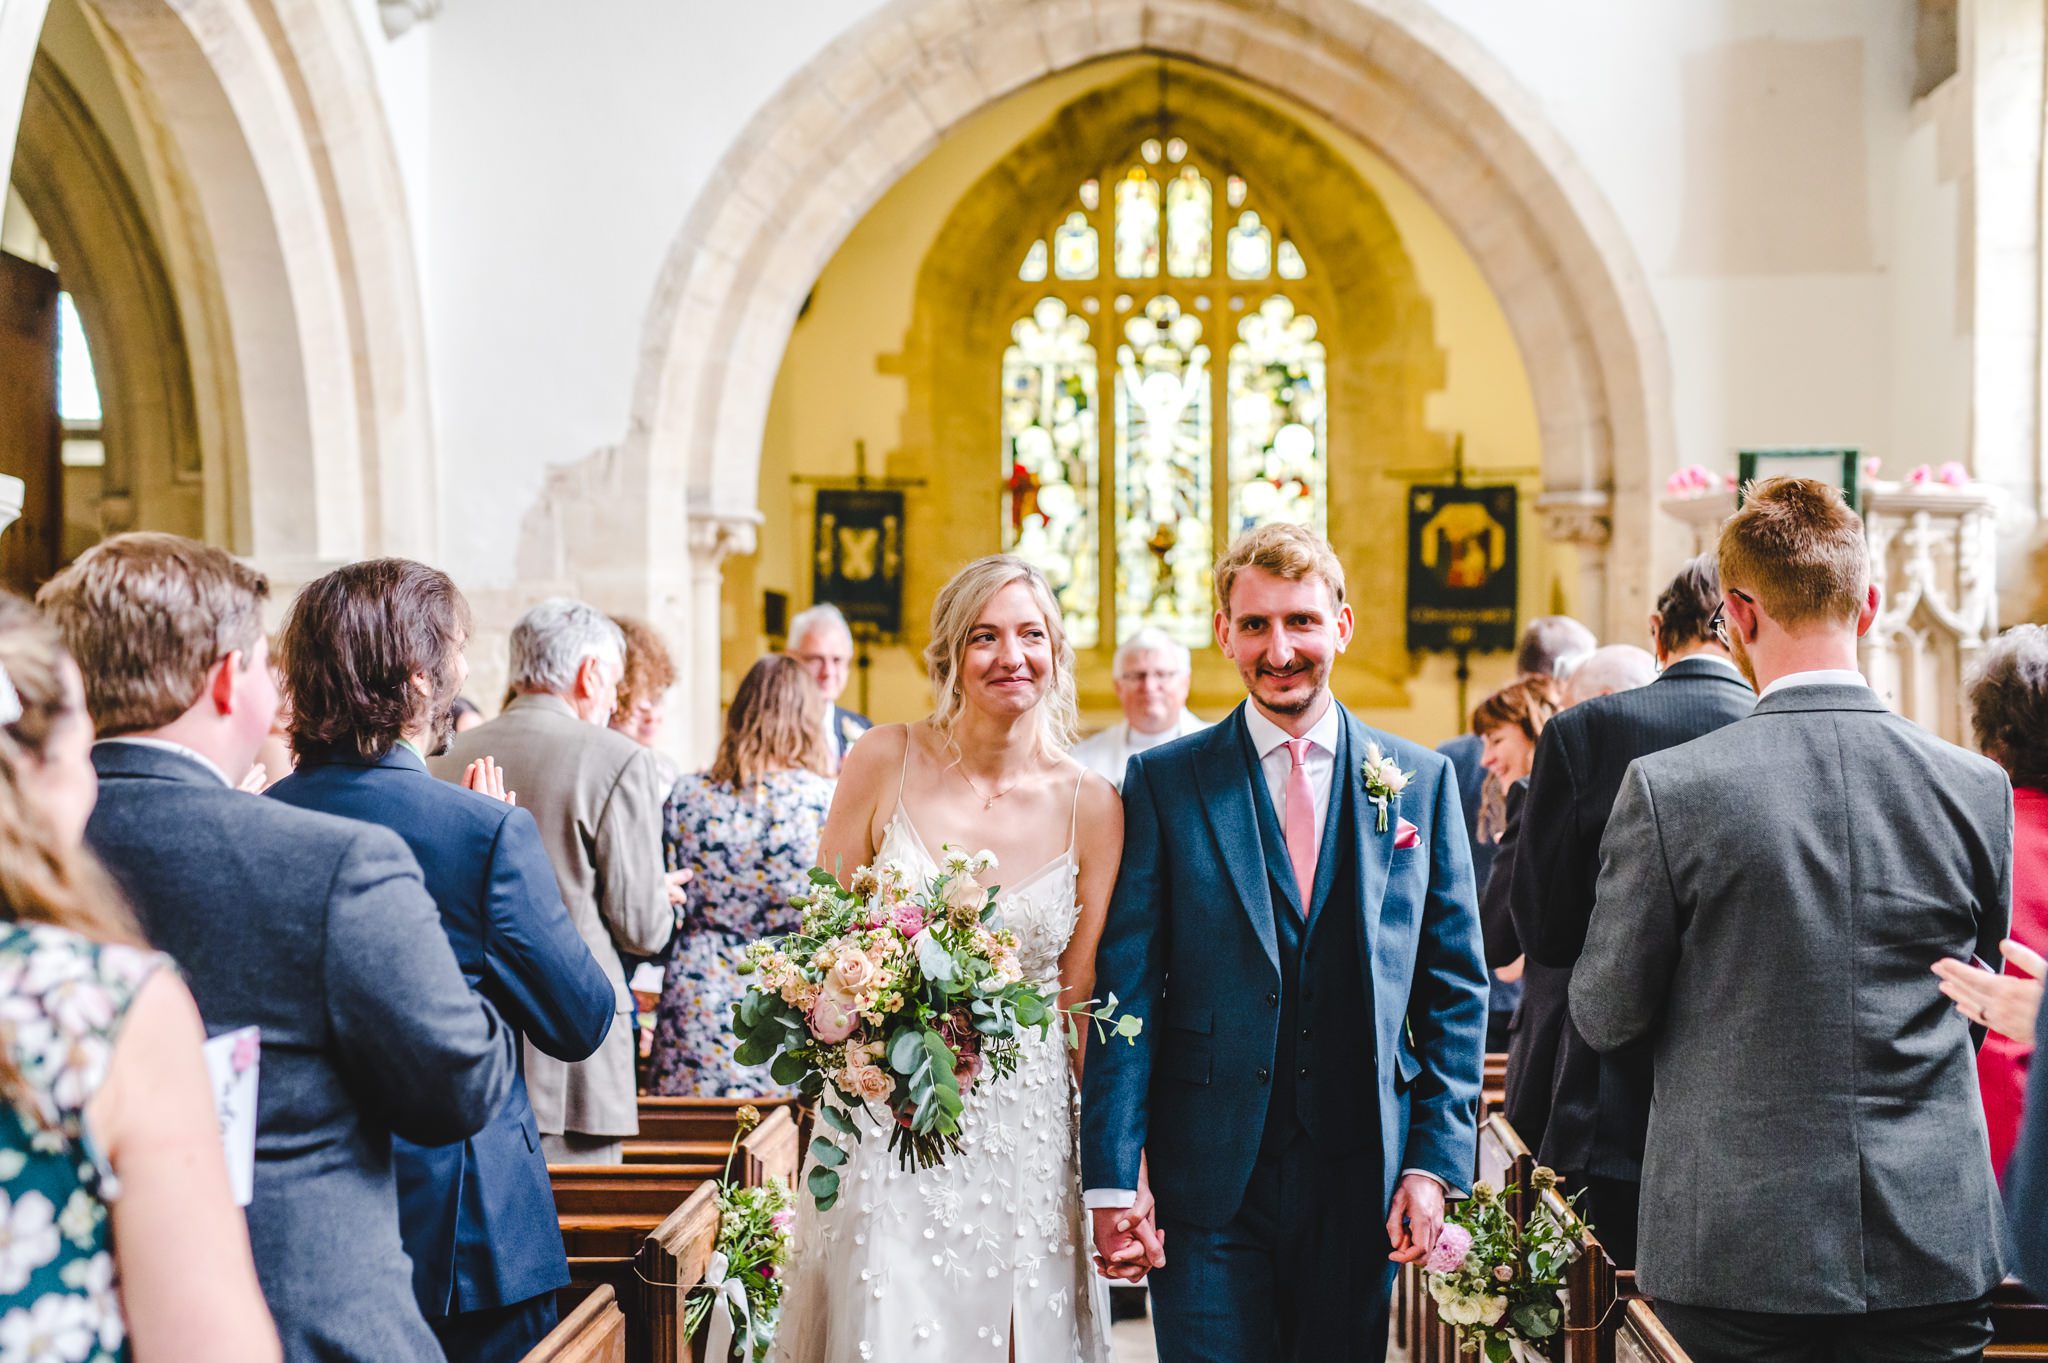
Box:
[433,599,675,1163]
[1572,479,2012,1363]
[39,533,518,1363]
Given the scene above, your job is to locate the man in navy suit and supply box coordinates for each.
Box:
[266,560,616,1363]
[1082,524,1489,1361]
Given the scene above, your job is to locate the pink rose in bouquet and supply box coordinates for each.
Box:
[890,902,927,938]
[1423,1222,1471,1274]
[806,987,860,1044]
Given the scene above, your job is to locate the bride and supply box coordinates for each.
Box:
[772,555,1130,1362]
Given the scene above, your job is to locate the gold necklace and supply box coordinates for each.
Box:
[956,764,1022,811]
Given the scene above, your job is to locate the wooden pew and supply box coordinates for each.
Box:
[1615,1298,1690,1363]
[523,1283,627,1363]
[1481,1051,1509,1119]
[636,1180,722,1363]
[554,1163,720,1260]
[633,1095,801,1144]
[1992,1277,2048,1358]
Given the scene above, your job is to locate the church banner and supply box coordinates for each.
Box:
[1406,483,1518,653]
[812,489,905,637]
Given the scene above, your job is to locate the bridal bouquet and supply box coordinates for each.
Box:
[1423,1169,1585,1361]
[733,847,1132,1209]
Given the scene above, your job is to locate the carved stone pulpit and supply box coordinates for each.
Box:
[1659,483,2001,747]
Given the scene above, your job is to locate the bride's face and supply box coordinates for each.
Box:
[960,581,1055,720]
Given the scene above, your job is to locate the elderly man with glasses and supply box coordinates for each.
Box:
[1070,627,1209,790]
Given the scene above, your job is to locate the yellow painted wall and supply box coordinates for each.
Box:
[734,59,1573,747]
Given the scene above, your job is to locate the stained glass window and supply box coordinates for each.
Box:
[1228,296,1326,536]
[1000,142,1325,652]
[1114,170,1160,278]
[1002,299,1101,648]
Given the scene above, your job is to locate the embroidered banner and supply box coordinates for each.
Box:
[1406,483,1518,653]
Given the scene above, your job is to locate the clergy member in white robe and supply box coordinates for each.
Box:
[1070,626,1208,789]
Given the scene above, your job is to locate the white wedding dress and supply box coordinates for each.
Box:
[771,778,1113,1362]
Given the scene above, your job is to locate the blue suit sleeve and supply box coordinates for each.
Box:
[1079,752,1169,1194]
[481,806,616,1062]
[325,825,517,1146]
[1401,759,1489,1192]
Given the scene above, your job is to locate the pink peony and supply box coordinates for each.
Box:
[1423,1222,1472,1275]
[770,1209,795,1231]
[1938,460,1970,487]
[807,988,860,1044]
[890,902,926,938]
[953,1051,985,1093]
[1907,463,1933,485]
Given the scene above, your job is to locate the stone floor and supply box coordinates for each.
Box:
[1110,1315,1157,1361]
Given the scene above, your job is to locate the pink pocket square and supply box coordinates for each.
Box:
[1394,819,1421,850]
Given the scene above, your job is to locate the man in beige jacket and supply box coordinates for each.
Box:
[434,599,676,1163]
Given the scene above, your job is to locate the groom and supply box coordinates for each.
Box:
[1082,524,1489,1360]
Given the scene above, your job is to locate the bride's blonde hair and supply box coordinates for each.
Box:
[923,555,1077,762]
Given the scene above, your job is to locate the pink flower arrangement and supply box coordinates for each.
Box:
[1939,461,1970,487]
[1907,463,1933,485]
[1664,464,1736,499]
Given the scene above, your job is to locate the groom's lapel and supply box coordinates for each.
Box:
[1340,706,1395,966]
[1193,707,1281,975]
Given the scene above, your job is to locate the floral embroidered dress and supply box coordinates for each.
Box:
[0,921,168,1363]
[649,769,834,1097]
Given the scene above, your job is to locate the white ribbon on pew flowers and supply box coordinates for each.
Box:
[678,1104,794,1362]
[1422,1167,1586,1362]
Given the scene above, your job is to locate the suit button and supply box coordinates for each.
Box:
[1300,1027,1311,1040]
[1265,993,1279,1009]
[1255,1067,1270,1084]
[1299,1066,1310,1079]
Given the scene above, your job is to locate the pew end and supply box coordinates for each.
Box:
[523,1282,627,1363]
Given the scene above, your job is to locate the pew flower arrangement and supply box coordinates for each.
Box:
[732,849,1140,1210]
[684,1105,794,1363]
[1423,1168,1585,1361]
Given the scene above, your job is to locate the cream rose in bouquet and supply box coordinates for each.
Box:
[732,846,1132,1210]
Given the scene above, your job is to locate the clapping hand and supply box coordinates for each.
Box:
[1386,1172,1446,1264]
[462,757,515,805]
[1933,939,2047,1044]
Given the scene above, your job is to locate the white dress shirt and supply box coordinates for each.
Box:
[1084,695,1443,1210]
[1759,667,1869,699]
[1069,710,1210,790]
[94,735,234,788]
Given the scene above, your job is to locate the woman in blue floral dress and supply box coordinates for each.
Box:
[649,654,836,1097]
[0,592,276,1361]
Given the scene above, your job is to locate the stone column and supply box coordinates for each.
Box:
[1535,489,1615,637]
[683,513,759,766]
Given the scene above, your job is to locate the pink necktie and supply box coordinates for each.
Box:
[1283,738,1317,912]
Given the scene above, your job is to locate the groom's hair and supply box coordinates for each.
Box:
[1213,524,1347,618]
[1718,477,1868,628]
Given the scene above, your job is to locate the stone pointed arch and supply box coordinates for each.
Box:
[623,0,1673,753]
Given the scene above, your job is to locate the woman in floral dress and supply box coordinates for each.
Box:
[0,593,276,1360]
[648,654,836,1097]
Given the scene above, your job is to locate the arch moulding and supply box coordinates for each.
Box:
[620,0,1675,756]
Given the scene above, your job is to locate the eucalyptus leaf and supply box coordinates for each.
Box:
[809,1136,847,1168]
[889,1029,926,1074]
[808,1166,840,1209]
[916,930,958,983]
[771,1051,808,1085]
[818,1104,857,1136]
[733,1035,775,1068]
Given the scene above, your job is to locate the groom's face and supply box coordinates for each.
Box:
[1215,568,1352,717]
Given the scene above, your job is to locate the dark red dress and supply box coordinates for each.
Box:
[1981,785,2048,1180]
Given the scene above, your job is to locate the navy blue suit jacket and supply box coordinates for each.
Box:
[1080,702,1489,1228]
[268,746,614,1316]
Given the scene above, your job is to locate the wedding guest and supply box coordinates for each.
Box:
[1517,614,1597,679]
[610,615,677,750]
[789,603,869,771]
[1069,627,1208,790]
[1573,481,2009,1361]
[1929,624,2048,1178]
[1510,555,1753,1268]
[1561,644,1657,707]
[39,532,517,1361]
[1469,675,1561,1054]
[267,560,615,1362]
[433,599,675,1164]
[648,655,833,1096]
[0,593,279,1361]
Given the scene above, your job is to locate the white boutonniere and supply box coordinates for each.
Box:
[1361,742,1413,835]
[839,714,865,747]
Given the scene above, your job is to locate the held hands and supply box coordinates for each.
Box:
[665,868,694,908]
[462,757,516,806]
[1386,1172,1446,1264]
[1933,939,2047,1044]
[1091,1158,1167,1283]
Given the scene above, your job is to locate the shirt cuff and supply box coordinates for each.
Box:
[1083,1188,1138,1210]
[1400,1168,1450,1192]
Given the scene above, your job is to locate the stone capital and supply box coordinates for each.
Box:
[687,512,761,567]
[378,0,442,40]
[1535,488,1613,547]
